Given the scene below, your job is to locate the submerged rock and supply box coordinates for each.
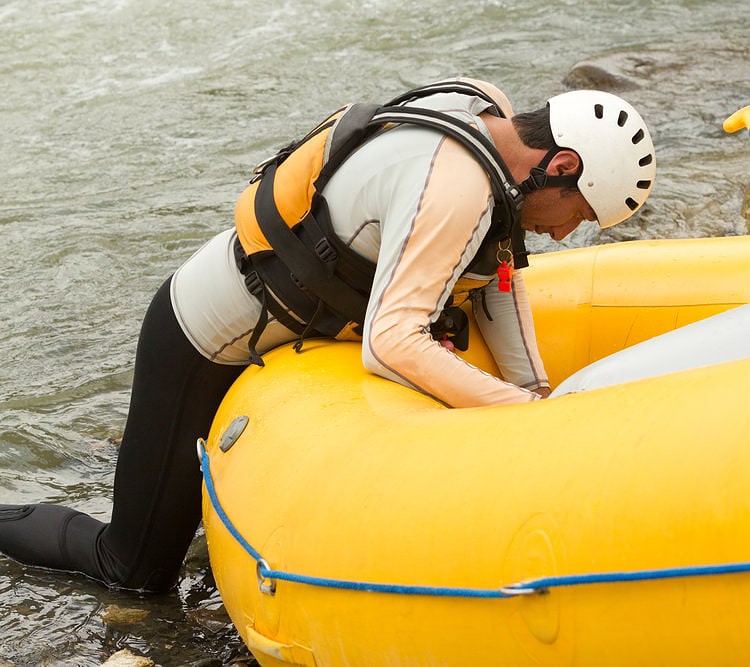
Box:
[562,51,675,92]
[563,39,747,99]
[563,60,641,91]
[101,603,151,625]
[100,649,155,667]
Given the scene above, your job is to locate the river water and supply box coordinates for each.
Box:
[0,0,748,665]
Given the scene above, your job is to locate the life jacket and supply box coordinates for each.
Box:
[234,81,528,366]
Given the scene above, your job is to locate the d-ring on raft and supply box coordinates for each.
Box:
[201,235,750,667]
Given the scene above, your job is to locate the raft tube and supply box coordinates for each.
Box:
[202,236,750,667]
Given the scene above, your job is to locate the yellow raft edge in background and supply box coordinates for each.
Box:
[724,105,750,134]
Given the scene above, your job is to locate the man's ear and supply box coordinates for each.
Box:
[550,150,581,175]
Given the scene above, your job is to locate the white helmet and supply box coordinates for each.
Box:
[548,90,656,228]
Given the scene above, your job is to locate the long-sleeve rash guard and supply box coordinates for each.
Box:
[321,81,549,407]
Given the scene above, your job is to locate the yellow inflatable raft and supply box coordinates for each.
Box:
[201,235,750,667]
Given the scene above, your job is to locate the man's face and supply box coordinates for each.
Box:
[519,187,597,241]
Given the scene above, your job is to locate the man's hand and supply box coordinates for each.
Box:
[533,386,551,399]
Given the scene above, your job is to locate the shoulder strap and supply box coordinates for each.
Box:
[380,81,530,264]
[385,81,506,117]
[369,105,524,242]
[325,103,383,164]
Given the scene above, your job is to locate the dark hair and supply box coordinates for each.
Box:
[512,106,582,196]
[511,106,556,150]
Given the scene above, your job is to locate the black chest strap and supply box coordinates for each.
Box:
[254,161,373,328]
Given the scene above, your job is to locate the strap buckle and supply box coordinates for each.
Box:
[243,270,264,297]
[314,237,338,264]
[249,156,276,183]
[505,184,525,210]
[249,141,298,183]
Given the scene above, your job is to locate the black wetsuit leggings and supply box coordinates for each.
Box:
[0,277,244,592]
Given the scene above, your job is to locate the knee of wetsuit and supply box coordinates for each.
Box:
[95,537,181,594]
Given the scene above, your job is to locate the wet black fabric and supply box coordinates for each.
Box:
[0,504,106,576]
[0,277,244,592]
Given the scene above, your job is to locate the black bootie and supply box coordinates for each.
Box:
[0,504,107,582]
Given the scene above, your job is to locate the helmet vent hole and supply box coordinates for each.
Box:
[617,110,629,127]
[631,129,644,144]
[639,154,653,167]
[625,197,639,211]
[637,180,651,189]
[594,104,604,119]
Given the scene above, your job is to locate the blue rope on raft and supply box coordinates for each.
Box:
[200,445,750,598]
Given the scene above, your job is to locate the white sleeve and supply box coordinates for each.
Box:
[473,270,550,391]
[356,134,539,407]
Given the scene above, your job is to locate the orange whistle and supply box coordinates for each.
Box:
[497,261,513,292]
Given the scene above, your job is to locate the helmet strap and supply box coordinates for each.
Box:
[518,147,580,195]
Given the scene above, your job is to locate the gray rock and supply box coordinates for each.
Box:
[101,603,151,626]
[99,649,155,667]
[563,61,641,91]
